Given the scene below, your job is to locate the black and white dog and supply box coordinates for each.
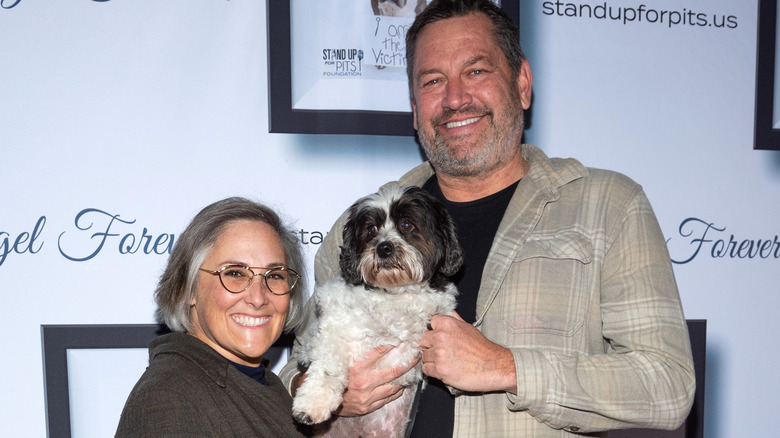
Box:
[293,185,463,438]
[371,0,427,17]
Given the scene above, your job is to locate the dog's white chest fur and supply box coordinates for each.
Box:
[310,277,456,377]
[294,277,456,437]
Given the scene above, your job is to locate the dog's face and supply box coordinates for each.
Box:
[371,0,426,17]
[339,185,463,291]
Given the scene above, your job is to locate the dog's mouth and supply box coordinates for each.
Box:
[361,256,416,289]
[372,257,404,273]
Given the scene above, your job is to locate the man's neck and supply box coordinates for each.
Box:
[436,152,529,203]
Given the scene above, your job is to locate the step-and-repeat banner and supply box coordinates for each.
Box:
[1,1,775,437]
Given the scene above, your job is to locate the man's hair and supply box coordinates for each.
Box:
[154,197,305,333]
[405,0,526,93]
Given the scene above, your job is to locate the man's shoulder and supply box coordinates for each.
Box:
[525,146,644,205]
[531,147,641,194]
[580,165,639,185]
[580,166,643,198]
[395,161,435,187]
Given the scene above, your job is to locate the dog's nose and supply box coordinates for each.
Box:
[376,241,394,258]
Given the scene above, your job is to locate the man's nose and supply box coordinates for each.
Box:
[443,78,472,110]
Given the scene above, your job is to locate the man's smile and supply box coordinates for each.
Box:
[445,116,482,129]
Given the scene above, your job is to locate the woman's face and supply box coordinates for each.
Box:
[189,220,290,366]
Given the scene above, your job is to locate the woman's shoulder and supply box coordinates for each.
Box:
[116,356,214,437]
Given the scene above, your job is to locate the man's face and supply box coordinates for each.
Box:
[410,13,532,178]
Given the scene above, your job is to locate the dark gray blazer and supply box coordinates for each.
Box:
[116,332,305,437]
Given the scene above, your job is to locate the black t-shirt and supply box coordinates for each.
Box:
[409,176,519,438]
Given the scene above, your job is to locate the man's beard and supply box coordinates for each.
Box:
[417,96,525,178]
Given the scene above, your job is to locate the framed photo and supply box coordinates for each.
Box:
[41,324,167,438]
[41,324,293,438]
[755,0,780,150]
[267,1,519,136]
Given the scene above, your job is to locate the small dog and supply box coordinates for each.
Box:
[371,0,427,18]
[292,185,463,438]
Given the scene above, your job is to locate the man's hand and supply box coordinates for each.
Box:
[419,311,517,394]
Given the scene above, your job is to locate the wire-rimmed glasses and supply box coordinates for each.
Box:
[199,264,300,295]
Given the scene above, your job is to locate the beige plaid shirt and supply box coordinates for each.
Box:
[280,145,695,437]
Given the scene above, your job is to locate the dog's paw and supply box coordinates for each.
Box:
[292,402,333,425]
[292,370,348,425]
[292,384,345,425]
[292,410,316,426]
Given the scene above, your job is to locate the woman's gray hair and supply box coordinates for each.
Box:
[155,197,305,333]
[405,0,526,94]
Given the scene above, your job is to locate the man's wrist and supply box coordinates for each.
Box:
[498,346,518,395]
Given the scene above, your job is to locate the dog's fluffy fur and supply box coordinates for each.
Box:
[292,185,463,438]
[371,0,426,17]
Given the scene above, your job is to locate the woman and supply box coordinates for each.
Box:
[116,197,307,437]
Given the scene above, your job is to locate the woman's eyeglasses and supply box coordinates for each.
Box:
[199,265,300,295]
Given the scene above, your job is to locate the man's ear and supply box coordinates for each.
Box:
[517,59,533,110]
[411,97,418,130]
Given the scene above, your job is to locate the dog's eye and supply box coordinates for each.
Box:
[400,220,416,233]
[367,225,378,237]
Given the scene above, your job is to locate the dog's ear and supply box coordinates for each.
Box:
[435,200,464,277]
[404,186,464,278]
[415,0,426,15]
[338,203,365,286]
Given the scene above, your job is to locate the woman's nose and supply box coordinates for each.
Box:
[244,278,270,306]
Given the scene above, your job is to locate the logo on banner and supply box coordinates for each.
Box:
[0,209,175,267]
[320,13,415,78]
[322,48,364,77]
[0,209,327,268]
[2,0,110,9]
[667,218,780,264]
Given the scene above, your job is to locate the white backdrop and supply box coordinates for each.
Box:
[0,1,776,437]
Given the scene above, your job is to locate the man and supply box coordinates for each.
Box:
[280,0,695,436]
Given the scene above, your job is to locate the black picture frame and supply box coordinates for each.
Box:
[755,0,780,150]
[266,1,519,136]
[41,324,167,438]
[41,324,292,438]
